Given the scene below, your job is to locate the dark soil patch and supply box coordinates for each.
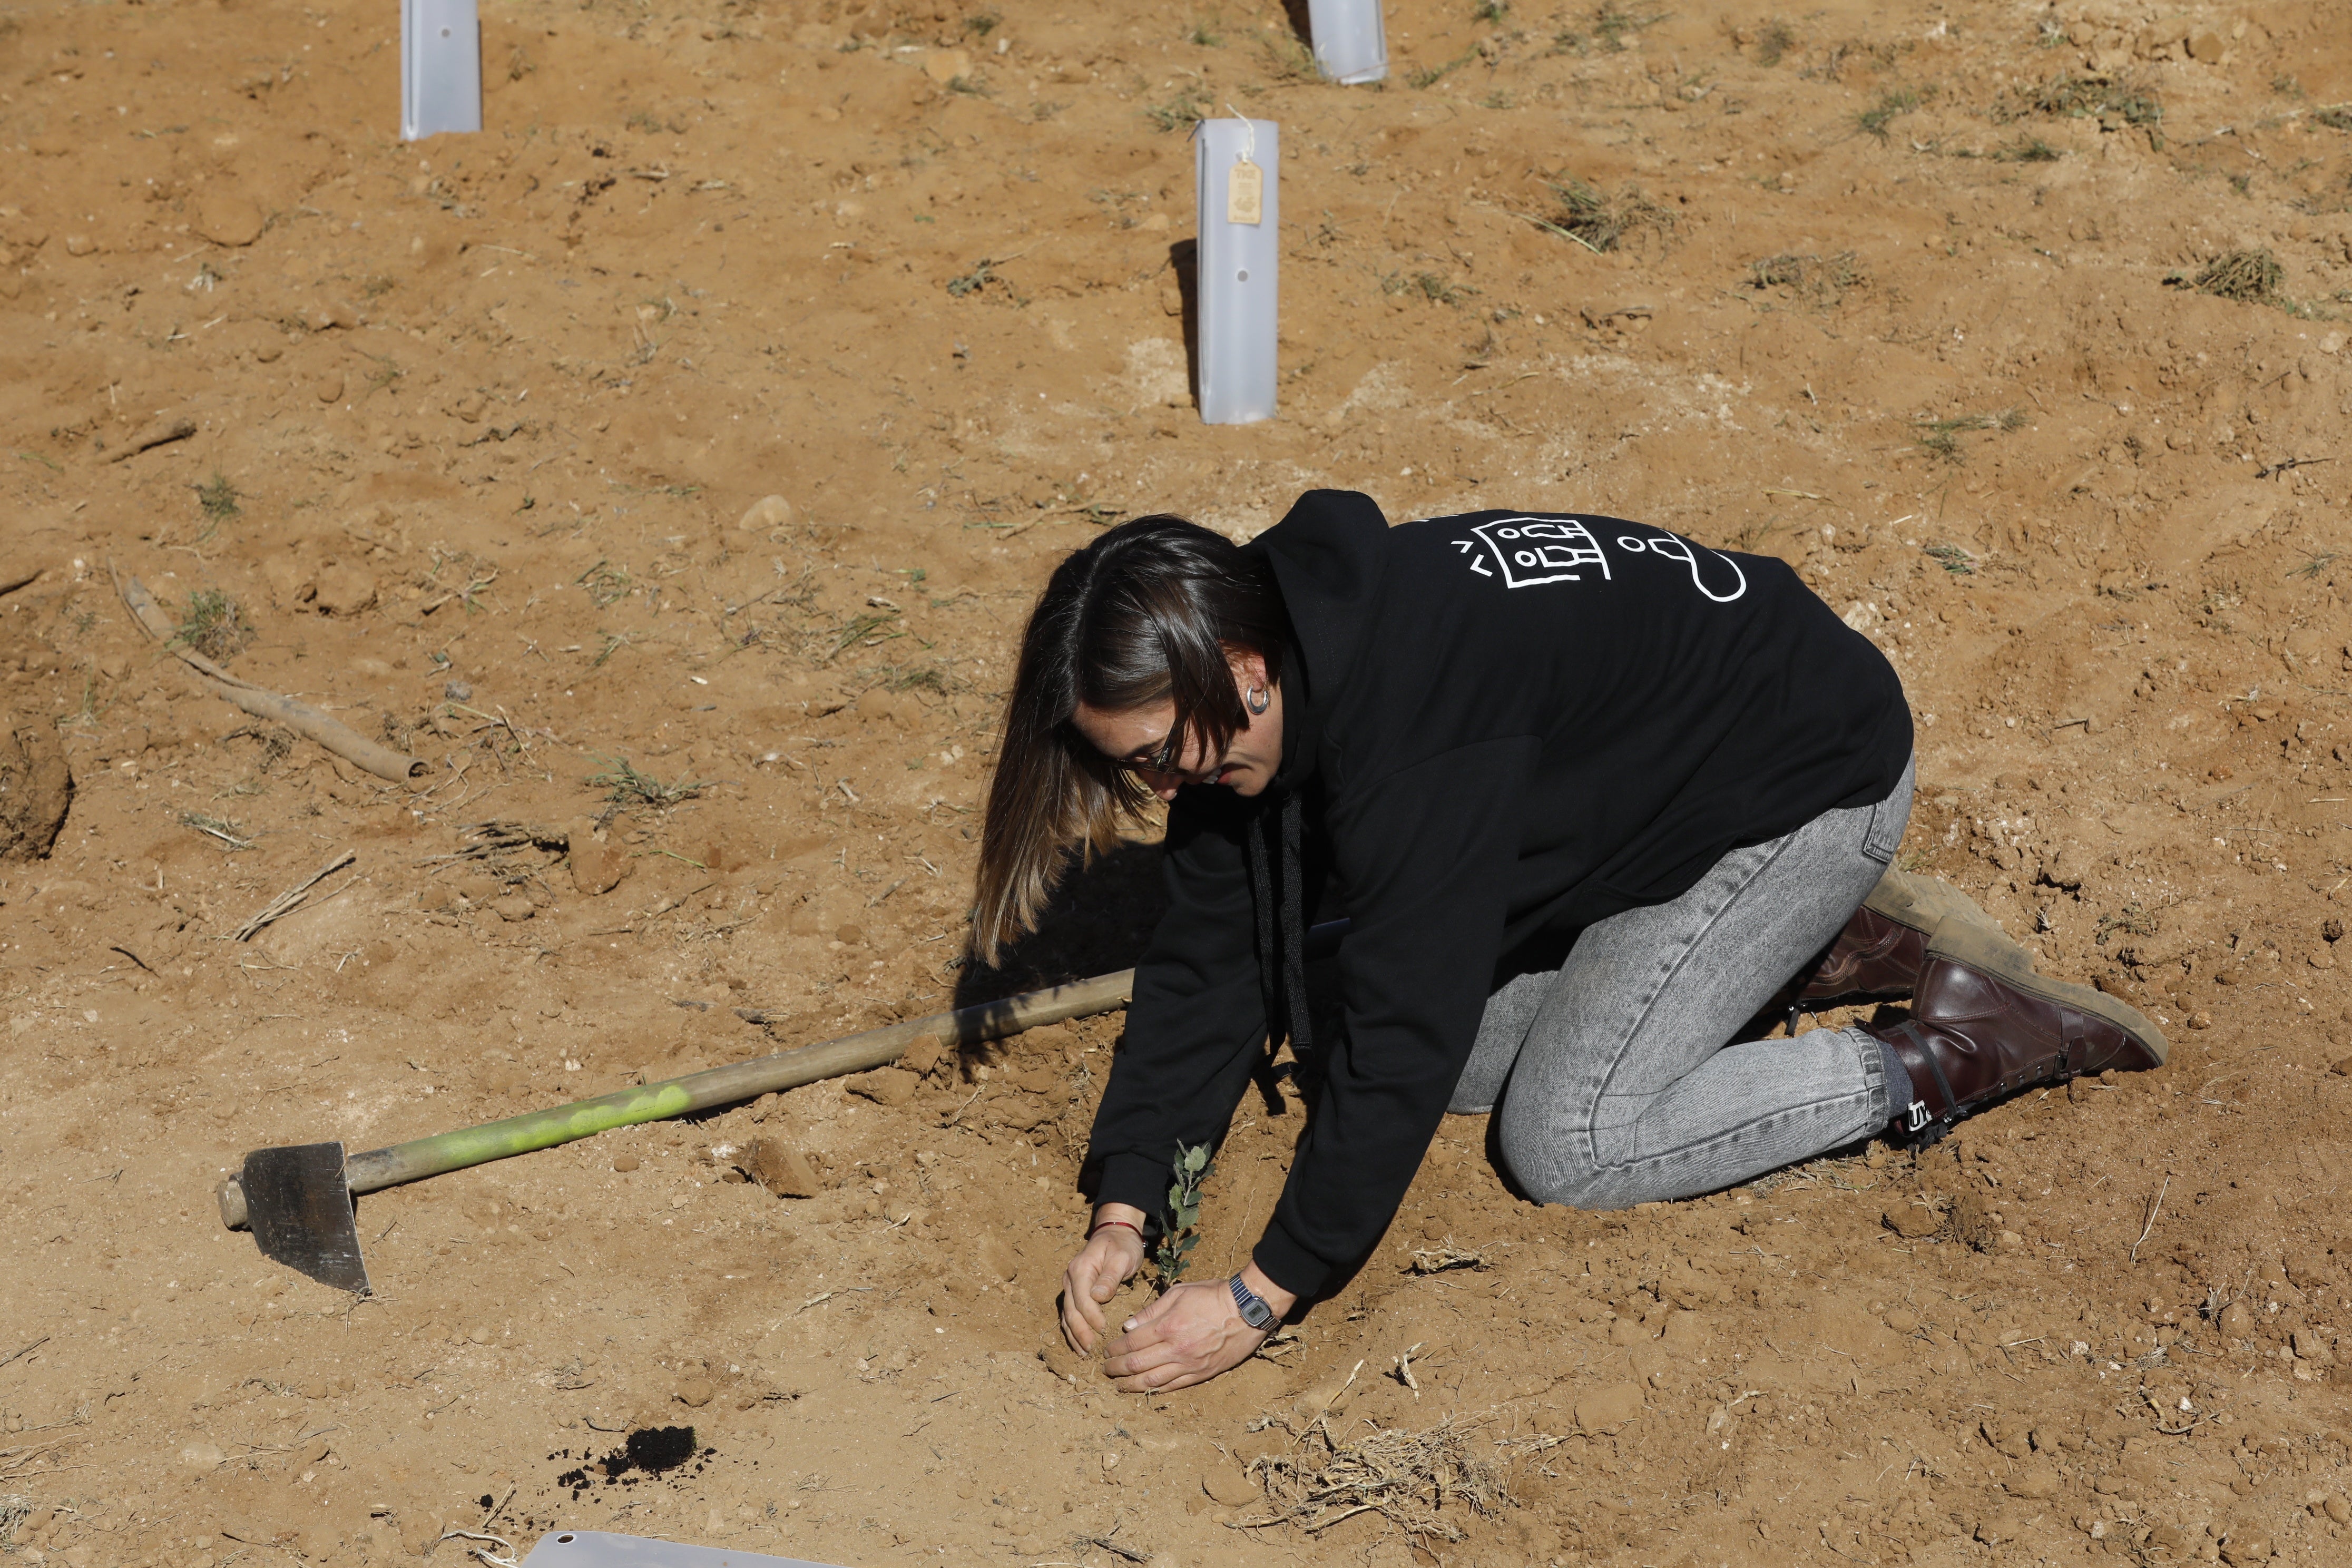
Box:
[552,1427,709,1497]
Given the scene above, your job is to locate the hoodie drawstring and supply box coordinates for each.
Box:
[1247,790,1314,1057]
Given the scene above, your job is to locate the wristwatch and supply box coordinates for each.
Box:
[1229,1275,1276,1332]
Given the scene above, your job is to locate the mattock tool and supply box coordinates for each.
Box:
[218,923,1349,1292]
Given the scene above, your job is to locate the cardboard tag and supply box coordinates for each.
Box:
[1226,160,1263,226]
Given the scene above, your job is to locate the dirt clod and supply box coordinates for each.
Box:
[736,494,795,533]
[0,719,71,861]
[1200,1463,1257,1506]
[312,563,377,616]
[569,821,629,895]
[1883,1200,1942,1238]
[1574,1384,1644,1434]
[744,1137,820,1198]
[846,1067,918,1106]
[900,1032,947,1079]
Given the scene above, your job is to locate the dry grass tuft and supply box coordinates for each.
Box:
[1746,250,1866,305]
[173,587,255,661]
[1243,1417,1512,1541]
[1538,177,1674,253]
[2192,249,2284,303]
[1409,1239,1490,1273]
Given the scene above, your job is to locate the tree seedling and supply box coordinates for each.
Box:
[1157,1142,1214,1287]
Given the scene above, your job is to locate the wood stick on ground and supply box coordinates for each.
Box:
[234,850,357,941]
[2130,1174,2170,1263]
[113,569,426,782]
[101,417,197,463]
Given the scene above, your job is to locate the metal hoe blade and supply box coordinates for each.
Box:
[241,1143,372,1296]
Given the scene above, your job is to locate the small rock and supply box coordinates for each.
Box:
[2220,1534,2273,1564]
[1201,1463,1257,1506]
[835,923,867,946]
[1884,1307,1919,1335]
[570,824,630,896]
[178,1441,226,1469]
[846,1067,917,1107]
[312,300,361,330]
[2291,1329,2333,1365]
[1574,1384,1644,1435]
[2219,1301,2256,1339]
[312,563,377,616]
[612,1154,642,1173]
[313,375,344,404]
[921,47,971,83]
[744,1138,820,1198]
[737,494,795,533]
[2331,1056,2352,1077]
[64,232,97,256]
[492,894,535,923]
[855,688,901,726]
[444,681,473,701]
[674,1377,714,1408]
[2187,28,2225,62]
[195,192,266,247]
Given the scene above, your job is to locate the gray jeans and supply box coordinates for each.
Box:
[1450,756,1915,1209]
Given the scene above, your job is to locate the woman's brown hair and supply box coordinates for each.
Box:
[972,515,1288,965]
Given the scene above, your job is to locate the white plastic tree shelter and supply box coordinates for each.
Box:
[1307,0,1388,84]
[1193,116,1279,426]
[403,0,483,141]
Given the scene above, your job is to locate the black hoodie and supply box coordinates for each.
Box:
[1084,490,1912,1299]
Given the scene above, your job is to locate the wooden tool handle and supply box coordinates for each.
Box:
[218,967,1135,1230]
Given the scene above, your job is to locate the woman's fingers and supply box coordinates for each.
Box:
[1060,1253,1117,1353]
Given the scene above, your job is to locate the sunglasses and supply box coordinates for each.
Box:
[1122,726,1185,777]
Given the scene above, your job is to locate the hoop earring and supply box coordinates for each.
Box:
[1246,685,1270,716]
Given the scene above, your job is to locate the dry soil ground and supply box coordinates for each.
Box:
[4,0,2352,1565]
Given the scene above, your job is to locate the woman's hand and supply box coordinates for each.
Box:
[1060,1206,1148,1354]
[1100,1266,1296,1394]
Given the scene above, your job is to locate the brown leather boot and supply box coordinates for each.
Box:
[1795,869,2028,1010]
[1872,924,2168,1141]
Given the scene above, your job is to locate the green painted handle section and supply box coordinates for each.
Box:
[343,1080,699,1194]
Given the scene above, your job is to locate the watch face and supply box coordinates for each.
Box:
[1231,1277,1273,1328]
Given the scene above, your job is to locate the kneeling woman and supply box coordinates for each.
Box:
[973,491,2163,1393]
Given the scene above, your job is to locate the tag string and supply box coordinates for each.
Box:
[1224,101,1256,163]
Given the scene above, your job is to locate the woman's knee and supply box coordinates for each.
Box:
[1495,1105,1616,1209]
